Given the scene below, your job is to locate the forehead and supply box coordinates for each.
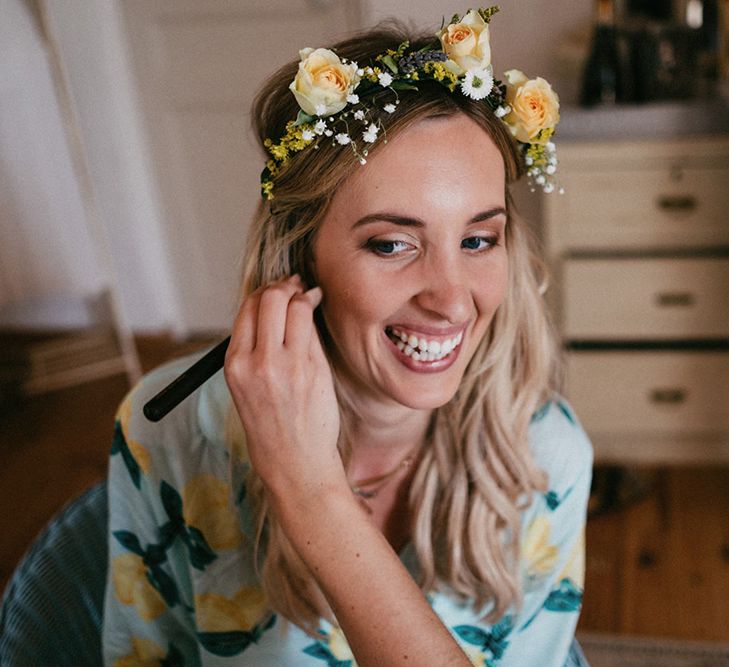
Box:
[325,114,506,222]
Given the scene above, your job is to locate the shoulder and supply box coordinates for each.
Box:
[528,395,594,495]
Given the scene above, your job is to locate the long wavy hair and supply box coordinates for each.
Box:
[231,24,561,636]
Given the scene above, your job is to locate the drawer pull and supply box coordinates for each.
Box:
[649,388,687,404]
[656,195,697,212]
[654,291,695,307]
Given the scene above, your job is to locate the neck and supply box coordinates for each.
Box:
[345,396,432,479]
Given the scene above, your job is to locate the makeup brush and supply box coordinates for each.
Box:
[143,336,230,422]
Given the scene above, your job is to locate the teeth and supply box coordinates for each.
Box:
[388,327,463,362]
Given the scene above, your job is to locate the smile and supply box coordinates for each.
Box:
[385,326,463,362]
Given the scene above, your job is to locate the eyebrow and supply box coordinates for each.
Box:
[351,207,507,229]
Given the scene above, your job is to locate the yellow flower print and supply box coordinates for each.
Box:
[114,637,165,667]
[111,553,166,620]
[195,586,268,633]
[182,474,243,550]
[522,516,558,579]
[328,625,356,662]
[559,527,586,586]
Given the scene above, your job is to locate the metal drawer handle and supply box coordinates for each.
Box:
[650,388,688,404]
[657,195,697,212]
[654,291,695,307]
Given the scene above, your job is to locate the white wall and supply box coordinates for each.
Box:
[46,0,184,333]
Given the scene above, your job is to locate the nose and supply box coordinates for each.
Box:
[412,254,473,324]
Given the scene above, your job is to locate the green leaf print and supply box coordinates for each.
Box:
[184,526,217,570]
[112,530,145,556]
[147,563,180,608]
[454,615,513,661]
[556,400,576,425]
[111,420,141,488]
[544,578,582,612]
[160,643,185,667]
[544,490,561,510]
[161,481,184,520]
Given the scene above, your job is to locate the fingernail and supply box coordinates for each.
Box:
[306,286,323,305]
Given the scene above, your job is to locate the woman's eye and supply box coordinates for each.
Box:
[461,235,498,251]
[366,239,412,256]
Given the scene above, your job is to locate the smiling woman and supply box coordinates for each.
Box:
[103,7,592,667]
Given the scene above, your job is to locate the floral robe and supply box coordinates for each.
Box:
[103,354,593,666]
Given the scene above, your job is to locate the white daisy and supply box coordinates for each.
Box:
[460,68,494,101]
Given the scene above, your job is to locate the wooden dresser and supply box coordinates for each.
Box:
[543,136,729,465]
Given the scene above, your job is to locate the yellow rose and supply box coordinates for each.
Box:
[195,587,268,632]
[111,554,166,621]
[182,474,243,550]
[114,637,166,667]
[438,9,492,75]
[289,48,361,117]
[502,70,560,144]
[522,516,558,578]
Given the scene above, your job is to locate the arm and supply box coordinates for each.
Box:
[224,275,471,667]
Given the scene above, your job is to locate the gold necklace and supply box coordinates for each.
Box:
[349,448,418,500]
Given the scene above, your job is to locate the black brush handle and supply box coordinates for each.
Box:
[143,336,230,422]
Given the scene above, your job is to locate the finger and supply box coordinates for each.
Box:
[255,275,305,353]
[229,289,262,354]
[284,286,323,353]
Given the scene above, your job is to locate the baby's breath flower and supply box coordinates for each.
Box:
[384,103,396,113]
[314,119,327,135]
[378,72,393,87]
[335,133,351,145]
[347,93,360,104]
[495,105,510,118]
[353,110,365,121]
[362,123,379,143]
[301,129,315,141]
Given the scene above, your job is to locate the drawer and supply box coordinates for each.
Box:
[544,142,729,252]
[562,257,729,340]
[565,351,729,434]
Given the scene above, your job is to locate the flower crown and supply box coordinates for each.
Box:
[261,7,561,200]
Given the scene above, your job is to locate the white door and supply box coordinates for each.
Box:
[120,0,363,333]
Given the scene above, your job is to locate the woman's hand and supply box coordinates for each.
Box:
[223,275,346,502]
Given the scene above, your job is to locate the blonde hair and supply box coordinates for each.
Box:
[235,25,560,636]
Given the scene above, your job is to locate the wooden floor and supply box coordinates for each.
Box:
[1,335,728,643]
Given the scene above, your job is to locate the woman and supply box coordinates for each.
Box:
[104,8,592,666]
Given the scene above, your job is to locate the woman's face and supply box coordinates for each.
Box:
[312,113,509,411]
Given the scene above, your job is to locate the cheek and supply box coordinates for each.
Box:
[477,259,509,315]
